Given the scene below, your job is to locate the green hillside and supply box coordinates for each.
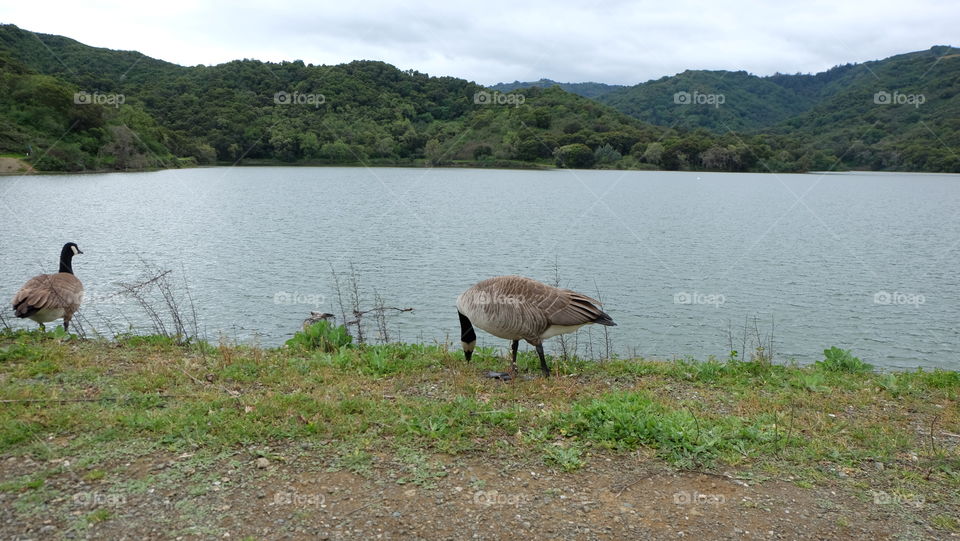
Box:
[597,70,815,132]
[0,24,956,173]
[589,47,960,171]
[775,47,960,171]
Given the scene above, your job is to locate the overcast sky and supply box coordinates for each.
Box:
[2,0,957,86]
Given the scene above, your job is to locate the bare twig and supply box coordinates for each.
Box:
[118,262,199,343]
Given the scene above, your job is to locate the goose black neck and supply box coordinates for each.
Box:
[458,311,476,343]
[59,246,75,274]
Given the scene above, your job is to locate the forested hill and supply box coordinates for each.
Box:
[0,24,957,173]
[490,79,624,99]
[590,47,960,170]
[595,47,960,131]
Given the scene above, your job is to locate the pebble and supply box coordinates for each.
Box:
[256,457,270,469]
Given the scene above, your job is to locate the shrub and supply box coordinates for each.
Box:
[815,347,873,373]
[286,320,353,352]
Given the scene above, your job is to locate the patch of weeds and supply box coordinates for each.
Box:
[816,347,873,373]
[330,447,373,475]
[85,509,112,523]
[12,486,61,516]
[116,334,178,348]
[555,391,783,468]
[0,474,44,492]
[816,498,840,511]
[286,321,352,353]
[0,342,47,363]
[394,447,447,488]
[876,373,916,398]
[543,443,585,472]
[917,369,960,390]
[83,469,106,482]
[790,371,828,392]
[220,359,264,383]
[521,426,552,445]
[933,514,960,532]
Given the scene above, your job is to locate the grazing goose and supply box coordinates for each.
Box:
[11,242,84,332]
[457,275,616,378]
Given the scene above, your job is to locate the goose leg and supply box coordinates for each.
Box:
[510,340,519,380]
[536,344,550,377]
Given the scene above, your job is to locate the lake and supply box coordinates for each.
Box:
[2,167,958,370]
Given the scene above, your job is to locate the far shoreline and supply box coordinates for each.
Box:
[4,158,959,177]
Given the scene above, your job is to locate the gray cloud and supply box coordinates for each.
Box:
[3,0,956,85]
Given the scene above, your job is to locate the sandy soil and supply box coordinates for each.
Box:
[1,444,946,540]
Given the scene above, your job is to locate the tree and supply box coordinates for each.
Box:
[594,143,622,166]
[642,142,664,166]
[424,138,444,165]
[555,143,595,168]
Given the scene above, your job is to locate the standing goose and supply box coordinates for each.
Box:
[457,275,616,378]
[11,242,84,332]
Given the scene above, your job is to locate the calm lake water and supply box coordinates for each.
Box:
[2,167,958,370]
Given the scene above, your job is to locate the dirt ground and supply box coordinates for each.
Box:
[1,443,947,540]
[0,157,34,174]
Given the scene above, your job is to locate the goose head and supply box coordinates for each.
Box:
[59,242,82,274]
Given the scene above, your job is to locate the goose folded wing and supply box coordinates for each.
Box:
[13,275,82,314]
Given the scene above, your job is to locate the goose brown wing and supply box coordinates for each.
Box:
[541,288,612,326]
[12,273,83,316]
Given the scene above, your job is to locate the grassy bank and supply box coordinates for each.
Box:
[1,329,958,536]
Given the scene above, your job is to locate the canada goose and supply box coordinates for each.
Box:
[11,242,84,332]
[457,275,616,378]
[302,311,335,330]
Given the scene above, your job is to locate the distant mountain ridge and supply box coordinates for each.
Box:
[490,79,624,99]
[504,47,959,140]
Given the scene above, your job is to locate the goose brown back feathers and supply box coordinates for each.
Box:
[457,275,616,377]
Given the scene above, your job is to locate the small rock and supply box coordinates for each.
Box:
[256,457,270,469]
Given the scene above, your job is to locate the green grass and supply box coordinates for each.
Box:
[0,329,957,510]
